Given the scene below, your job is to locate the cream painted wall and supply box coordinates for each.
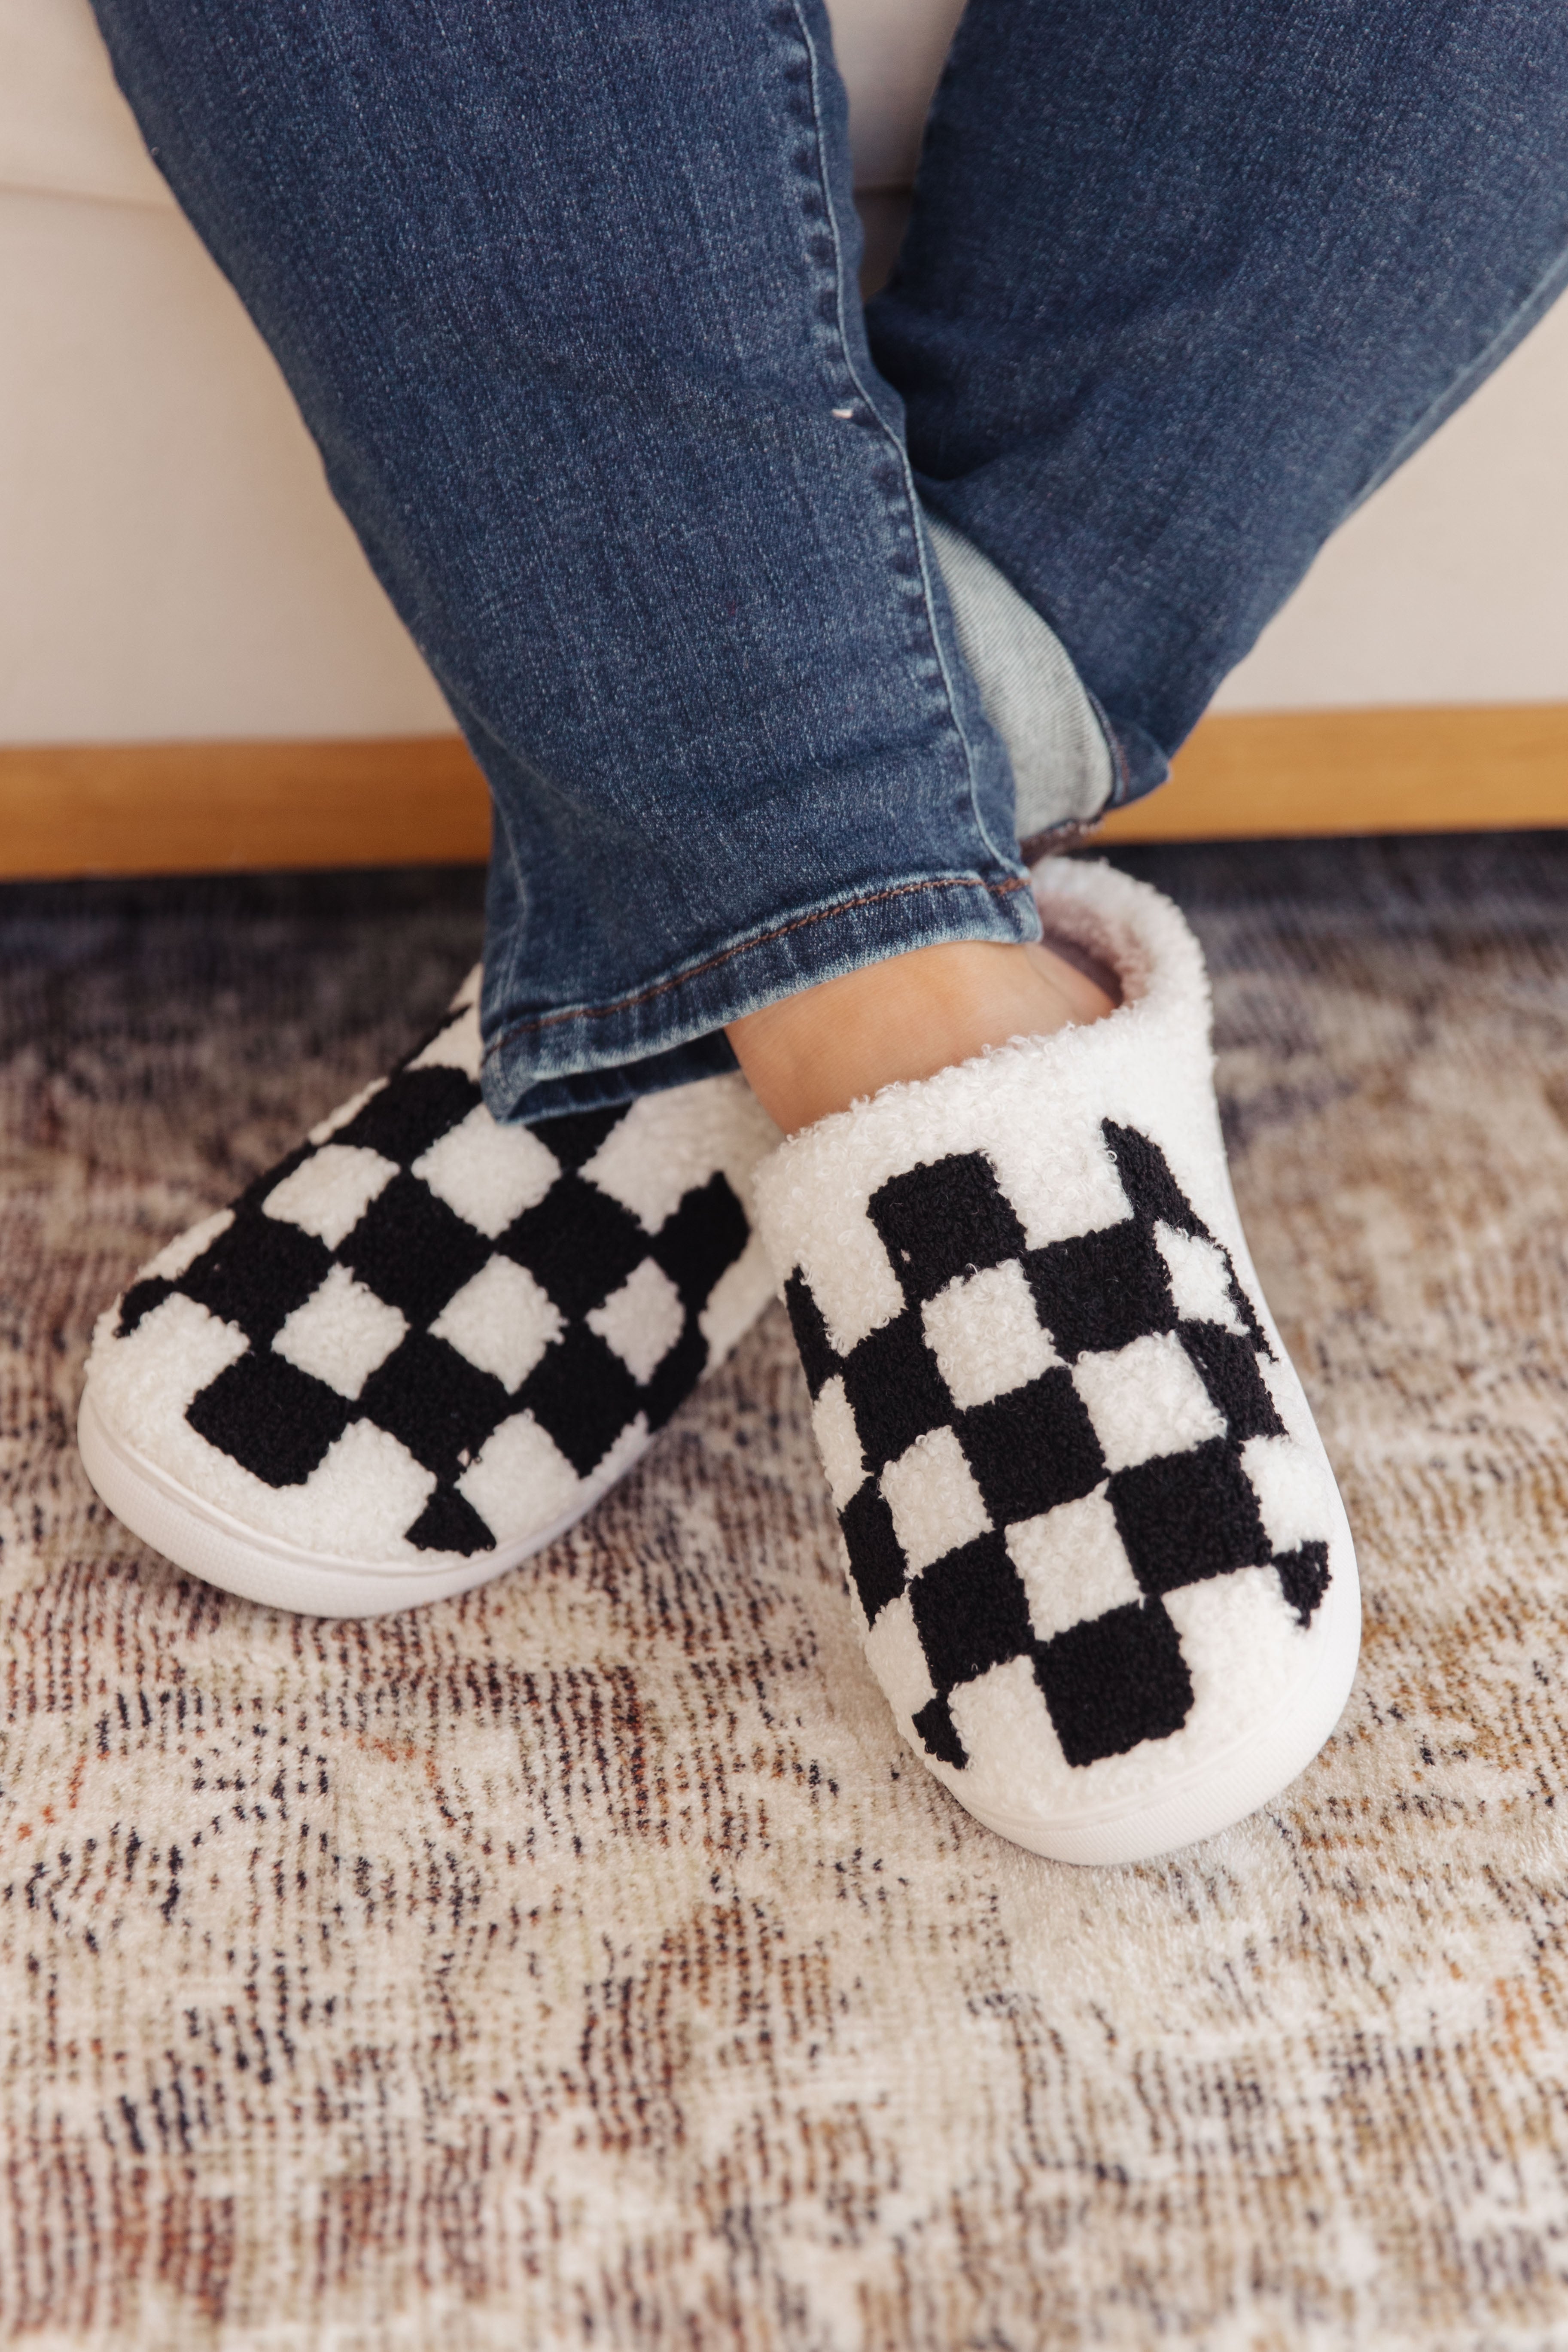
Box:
[1,189,454,740]
[0,0,168,207]
[2,0,1565,744]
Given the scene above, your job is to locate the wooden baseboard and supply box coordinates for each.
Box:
[1095,701,1568,843]
[1,704,1565,881]
[0,736,491,880]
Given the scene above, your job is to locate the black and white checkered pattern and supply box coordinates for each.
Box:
[784,1120,1334,1774]
[108,989,757,1558]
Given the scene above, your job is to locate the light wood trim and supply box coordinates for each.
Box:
[0,704,1564,880]
[0,736,490,879]
[1094,701,1568,843]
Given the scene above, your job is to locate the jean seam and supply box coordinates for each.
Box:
[788,0,1017,882]
[483,870,1030,1053]
[1089,685,1135,810]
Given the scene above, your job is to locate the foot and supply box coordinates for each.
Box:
[727,939,1114,1135]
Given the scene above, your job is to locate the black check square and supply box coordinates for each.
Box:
[330,1066,485,1165]
[180,1212,334,1348]
[533,1104,630,1171]
[908,1531,1034,1693]
[642,1317,709,1433]
[869,1153,1027,1302]
[357,1332,511,1482]
[955,1368,1105,1528]
[500,1174,648,1321]
[186,1351,351,1489]
[518,1321,644,1479]
[1276,1540,1331,1626]
[338,1171,493,1327]
[839,1483,908,1623]
[1034,1599,1194,1766]
[1109,1436,1270,1597]
[650,1173,750,1310]
[1106,1121,1268,1348]
[784,1273,839,1400]
[1024,1217,1175,1361]
[912,1691,968,1770]
[405,1482,498,1558]
[1103,1121,1205,1240]
[1178,1325,1285,1442]
[838,1308,954,1474]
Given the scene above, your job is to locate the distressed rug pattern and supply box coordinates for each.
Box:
[2,840,1567,2351]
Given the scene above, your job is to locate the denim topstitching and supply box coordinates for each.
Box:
[483,869,1032,1059]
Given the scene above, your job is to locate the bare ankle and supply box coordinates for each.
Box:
[727,937,1114,1133]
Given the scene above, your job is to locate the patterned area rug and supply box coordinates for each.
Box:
[3,839,1567,2351]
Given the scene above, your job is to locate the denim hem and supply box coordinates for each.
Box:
[1101,713,1172,807]
[915,513,1174,819]
[923,515,1117,837]
[480,867,1038,1122]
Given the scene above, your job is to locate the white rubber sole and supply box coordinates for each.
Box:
[77,1377,644,1618]
[952,1496,1362,1866]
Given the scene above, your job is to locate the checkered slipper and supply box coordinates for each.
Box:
[78,972,780,1616]
[755,858,1361,1866]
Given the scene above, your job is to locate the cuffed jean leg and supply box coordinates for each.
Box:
[89,0,1044,1120]
[870,0,1568,793]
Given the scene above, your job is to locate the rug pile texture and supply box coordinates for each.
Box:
[2,839,1567,2351]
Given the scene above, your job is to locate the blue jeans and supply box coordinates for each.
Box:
[91,0,1568,1119]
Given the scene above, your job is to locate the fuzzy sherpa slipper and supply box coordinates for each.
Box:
[754,860,1360,1866]
[79,973,780,1616]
